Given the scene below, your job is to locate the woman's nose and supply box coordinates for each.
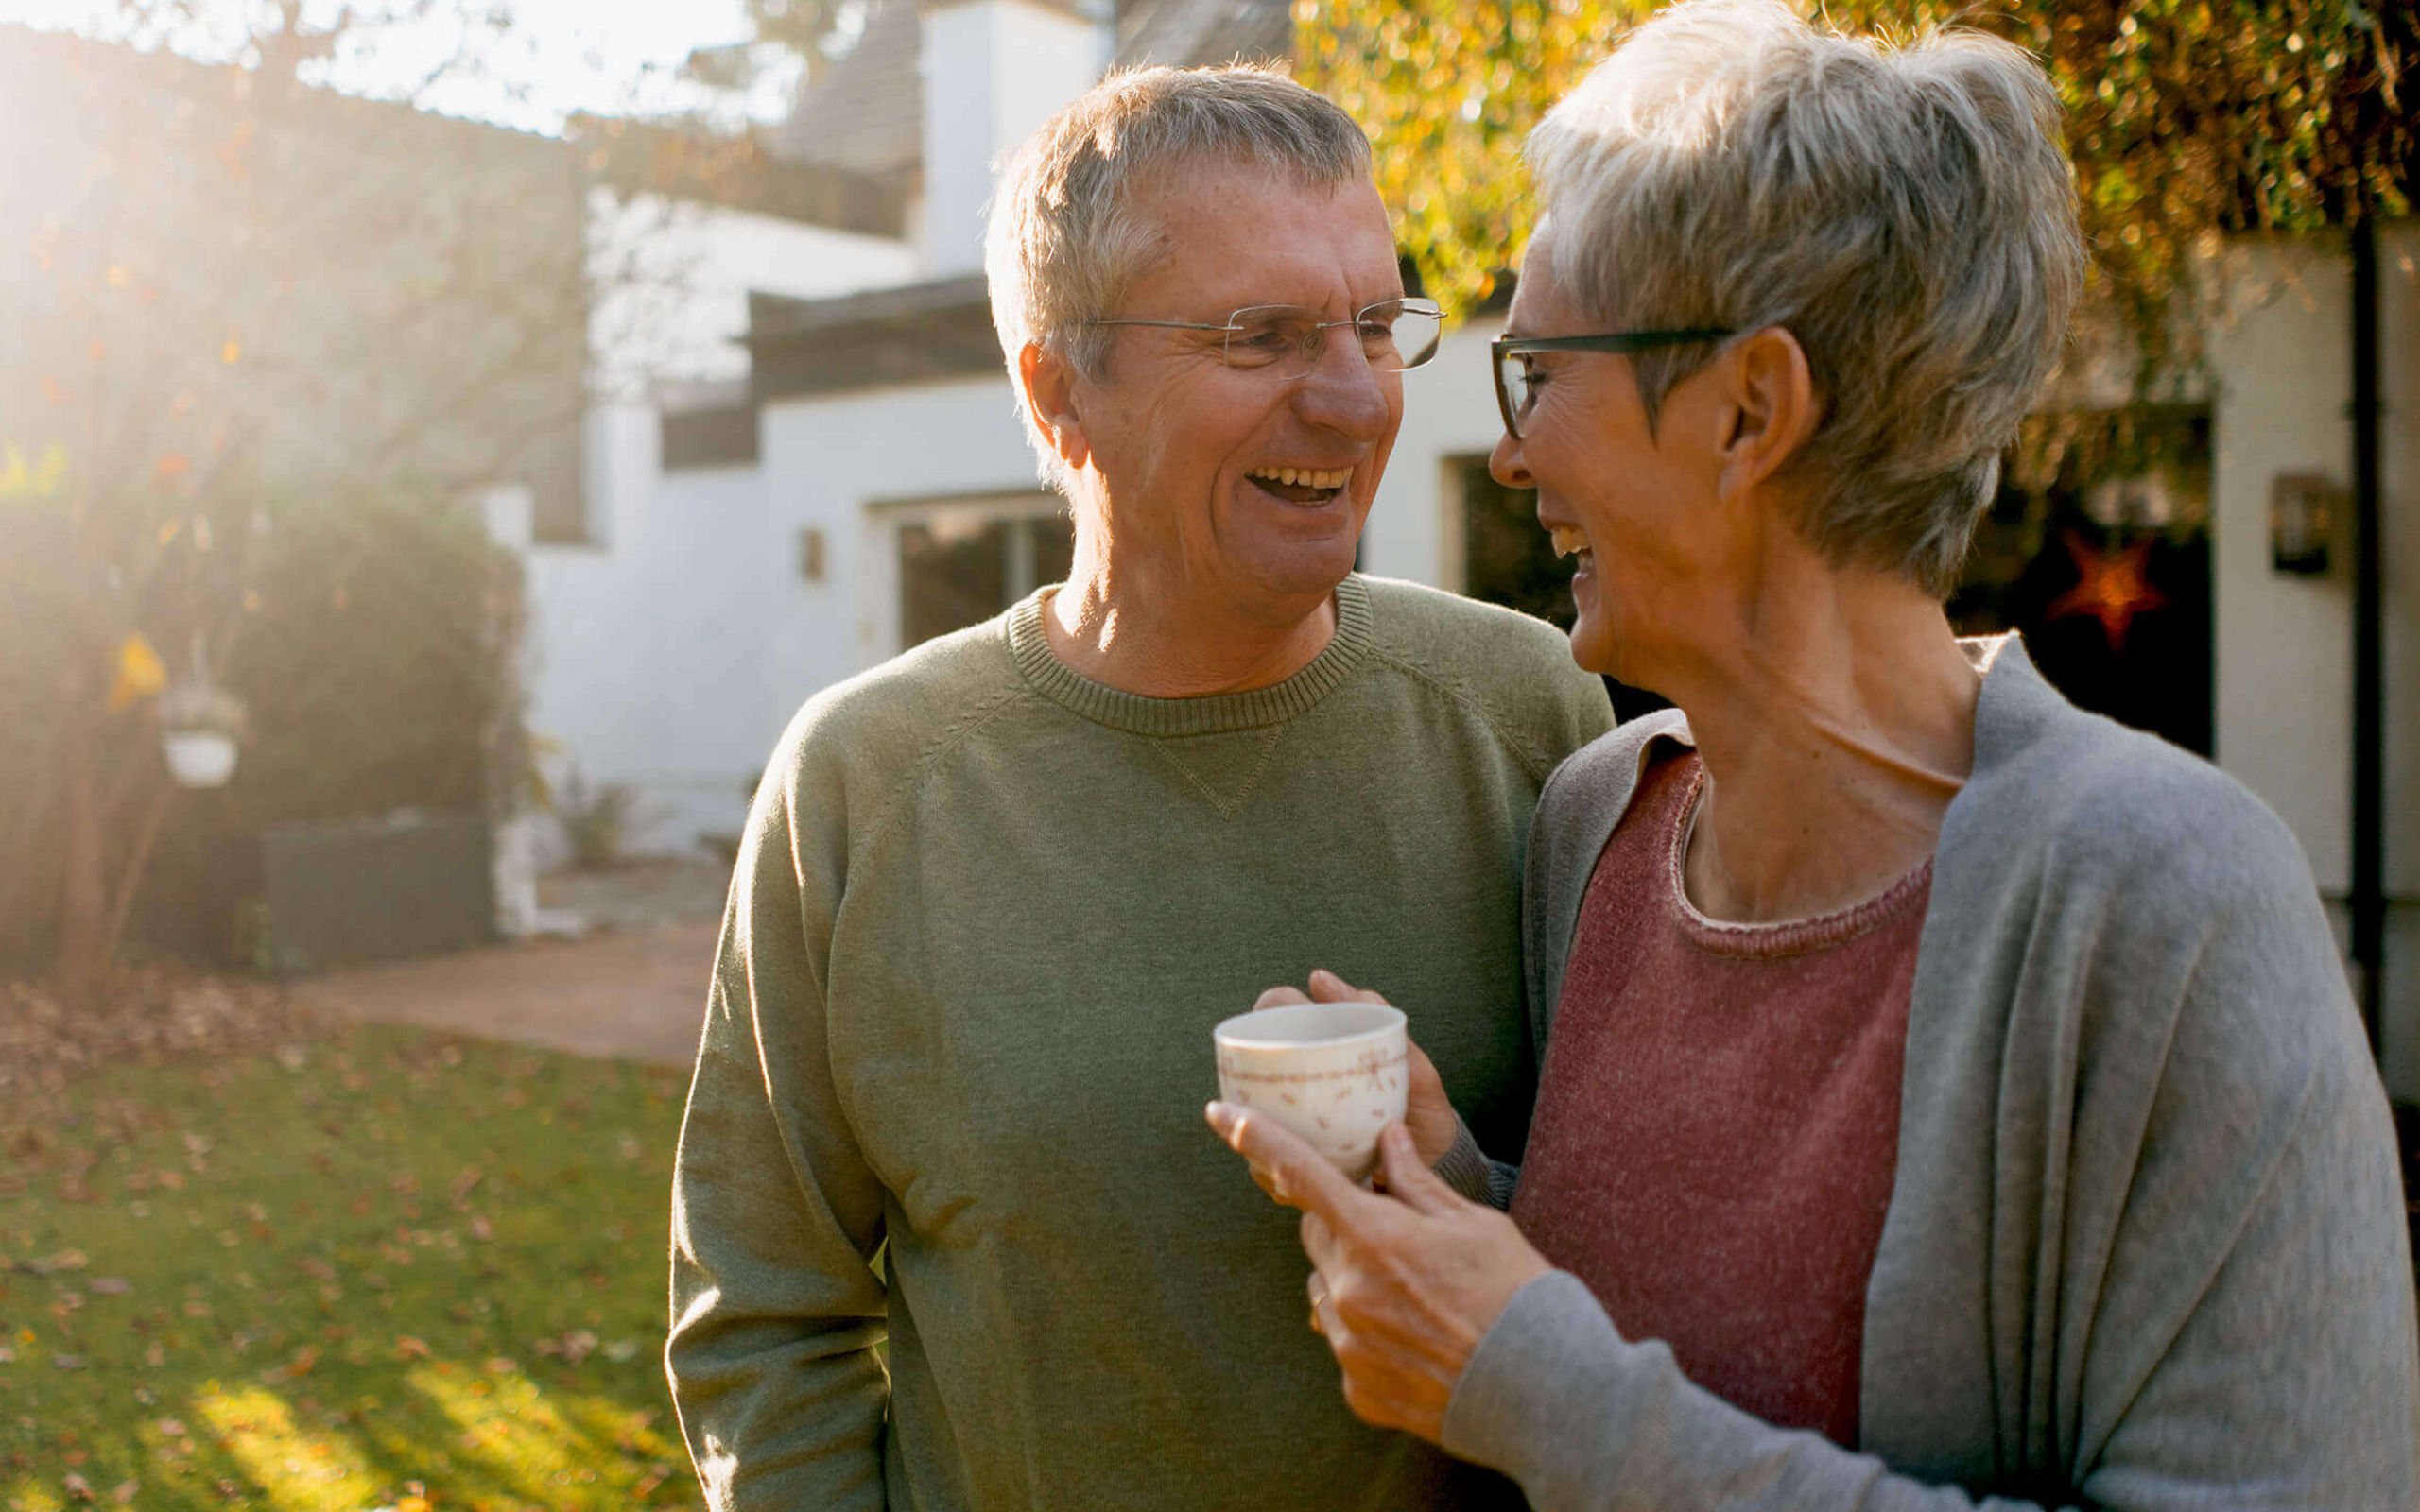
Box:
[1489,428,1531,489]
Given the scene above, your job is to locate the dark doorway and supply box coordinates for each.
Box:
[1951,407,2214,755]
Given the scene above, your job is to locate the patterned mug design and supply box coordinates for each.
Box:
[1212,1004,1409,1181]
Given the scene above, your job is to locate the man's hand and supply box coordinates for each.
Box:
[1250,970,1461,1168]
[1204,1105,1550,1445]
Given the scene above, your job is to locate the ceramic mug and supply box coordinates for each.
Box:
[1212,1002,1409,1181]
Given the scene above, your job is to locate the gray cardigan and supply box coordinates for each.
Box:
[1437,636,2420,1511]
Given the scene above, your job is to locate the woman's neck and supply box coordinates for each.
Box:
[1666,566,1981,924]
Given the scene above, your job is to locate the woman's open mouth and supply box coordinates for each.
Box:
[1246,466,1352,505]
[1548,524,1595,575]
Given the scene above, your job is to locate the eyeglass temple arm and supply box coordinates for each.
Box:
[1496,328,1736,355]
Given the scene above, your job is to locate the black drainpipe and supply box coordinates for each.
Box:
[2351,216,2384,1055]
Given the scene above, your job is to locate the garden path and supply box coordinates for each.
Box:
[289,858,728,1067]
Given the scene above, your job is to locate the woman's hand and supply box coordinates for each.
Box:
[1251,969,1462,1168]
[1204,1107,1550,1445]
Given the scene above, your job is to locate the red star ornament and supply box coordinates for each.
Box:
[2044,529,2169,653]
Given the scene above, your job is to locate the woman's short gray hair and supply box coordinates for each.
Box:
[1529,0,2085,595]
[985,64,1372,490]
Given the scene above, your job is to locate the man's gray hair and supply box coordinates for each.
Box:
[1529,0,2085,595]
[985,64,1372,491]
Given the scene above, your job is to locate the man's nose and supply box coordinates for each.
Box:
[1488,428,1531,490]
[1292,334,1392,439]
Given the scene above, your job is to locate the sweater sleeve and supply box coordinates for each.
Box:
[1433,1116,1519,1211]
[1445,1273,2040,1512]
[1441,816,2420,1512]
[666,741,891,1511]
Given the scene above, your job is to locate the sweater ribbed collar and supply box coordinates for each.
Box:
[1005,575,1374,737]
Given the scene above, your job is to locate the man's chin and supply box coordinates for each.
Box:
[1235,537,1363,613]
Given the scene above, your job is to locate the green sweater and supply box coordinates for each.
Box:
[667,575,1612,1511]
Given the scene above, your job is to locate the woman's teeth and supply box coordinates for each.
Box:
[1547,525,1592,560]
[1247,467,1353,490]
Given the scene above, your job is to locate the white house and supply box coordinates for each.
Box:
[502,0,2420,1099]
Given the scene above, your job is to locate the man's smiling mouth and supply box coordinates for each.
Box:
[1246,466,1353,504]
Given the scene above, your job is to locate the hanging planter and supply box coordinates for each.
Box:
[155,652,249,791]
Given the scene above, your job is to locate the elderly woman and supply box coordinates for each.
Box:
[1211,4,2420,1508]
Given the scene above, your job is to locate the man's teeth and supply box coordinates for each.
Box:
[1547,525,1593,559]
[1248,467,1353,490]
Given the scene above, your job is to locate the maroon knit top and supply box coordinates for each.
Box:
[1510,747,1927,1448]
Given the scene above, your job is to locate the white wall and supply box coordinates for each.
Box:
[917,0,1102,277]
[2209,226,2420,1095]
[520,404,781,854]
[587,189,919,399]
[1369,316,1512,587]
[759,373,1041,709]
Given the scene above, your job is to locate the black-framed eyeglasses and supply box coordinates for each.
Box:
[1491,329,1735,438]
[1085,298,1445,379]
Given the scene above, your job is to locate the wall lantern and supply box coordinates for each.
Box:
[2270,472,2341,576]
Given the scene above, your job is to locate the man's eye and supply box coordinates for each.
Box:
[1233,325,1296,351]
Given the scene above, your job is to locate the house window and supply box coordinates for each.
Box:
[897,506,1075,649]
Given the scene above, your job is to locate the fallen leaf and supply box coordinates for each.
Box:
[154,1418,185,1437]
[63,1470,93,1501]
[602,1339,641,1363]
[112,1478,137,1504]
[53,1354,84,1370]
[393,1335,430,1360]
[90,1278,130,1297]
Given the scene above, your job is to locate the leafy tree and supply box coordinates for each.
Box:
[0,1,676,997]
[1296,0,2416,382]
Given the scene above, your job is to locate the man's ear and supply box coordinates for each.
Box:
[1712,326,1820,499]
[1019,341,1093,475]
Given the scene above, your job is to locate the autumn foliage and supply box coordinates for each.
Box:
[1295,0,2416,381]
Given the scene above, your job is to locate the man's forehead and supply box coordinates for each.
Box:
[1120,163,1399,312]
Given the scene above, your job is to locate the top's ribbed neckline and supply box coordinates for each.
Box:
[1666,755,1934,959]
[1005,575,1374,737]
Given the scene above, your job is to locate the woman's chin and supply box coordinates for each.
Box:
[1566,612,1618,679]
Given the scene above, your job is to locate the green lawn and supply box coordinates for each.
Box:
[1,1023,700,1512]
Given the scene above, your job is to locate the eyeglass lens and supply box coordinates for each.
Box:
[1223,301,1443,378]
[1496,350,1535,438]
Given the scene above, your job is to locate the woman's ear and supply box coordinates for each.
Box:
[1713,326,1821,498]
[1019,341,1093,475]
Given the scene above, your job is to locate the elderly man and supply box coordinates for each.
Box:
[666,64,1612,1512]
